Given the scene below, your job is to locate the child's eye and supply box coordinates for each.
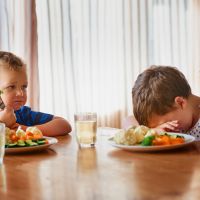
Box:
[22,85,28,91]
[3,85,16,93]
[6,85,16,90]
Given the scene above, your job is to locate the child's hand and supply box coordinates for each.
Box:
[9,123,27,131]
[154,120,180,133]
[0,106,16,127]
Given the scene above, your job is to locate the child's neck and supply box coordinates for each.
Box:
[191,94,200,127]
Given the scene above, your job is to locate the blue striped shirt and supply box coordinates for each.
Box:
[15,106,53,126]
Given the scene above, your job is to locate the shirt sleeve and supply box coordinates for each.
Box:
[15,106,54,126]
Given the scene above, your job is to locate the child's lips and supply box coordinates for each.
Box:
[13,101,24,107]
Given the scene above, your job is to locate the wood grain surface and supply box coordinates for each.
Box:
[0,127,199,200]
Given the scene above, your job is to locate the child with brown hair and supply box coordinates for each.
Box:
[129,65,200,139]
[0,51,71,136]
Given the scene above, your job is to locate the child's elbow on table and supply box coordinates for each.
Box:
[36,116,72,137]
[52,116,72,135]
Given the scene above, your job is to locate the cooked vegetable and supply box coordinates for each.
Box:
[25,140,38,146]
[113,125,185,146]
[5,126,48,148]
[7,143,17,147]
[37,140,46,145]
[17,140,26,147]
[151,134,184,146]
[113,125,150,145]
[141,136,155,146]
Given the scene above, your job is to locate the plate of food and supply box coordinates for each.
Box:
[5,126,58,153]
[108,125,195,152]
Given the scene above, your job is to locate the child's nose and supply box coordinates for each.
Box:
[16,88,24,96]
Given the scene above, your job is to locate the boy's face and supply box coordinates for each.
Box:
[0,65,28,111]
[148,98,194,132]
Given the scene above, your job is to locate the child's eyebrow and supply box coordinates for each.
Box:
[3,81,17,85]
[0,82,17,90]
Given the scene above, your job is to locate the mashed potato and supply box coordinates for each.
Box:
[113,125,153,145]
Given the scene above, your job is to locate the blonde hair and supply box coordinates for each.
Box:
[0,51,25,70]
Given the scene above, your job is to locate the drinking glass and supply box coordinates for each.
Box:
[0,123,5,164]
[74,112,97,148]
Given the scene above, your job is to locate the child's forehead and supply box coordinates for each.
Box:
[0,63,26,72]
[0,65,27,80]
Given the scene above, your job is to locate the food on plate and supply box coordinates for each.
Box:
[5,126,48,148]
[113,125,150,145]
[113,125,185,146]
[113,125,152,145]
[26,127,43,140]
[141,134,184,146]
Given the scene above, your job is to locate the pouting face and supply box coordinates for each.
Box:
[0,65,28,111]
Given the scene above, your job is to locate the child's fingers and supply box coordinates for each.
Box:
[4,107,15,115]
[10,123,19,130]
[166,121,181,132]
[163,124,177,131]
[156,121,180,132]
[167,120,179,126]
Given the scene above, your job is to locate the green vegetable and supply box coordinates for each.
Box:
[141,136,155,146]
[25,140,38,146]
[37,138,46,141]
[17,140,26,147]
[5,138,48,148]
[176,135,184,138]
[8,143,17,147]
[37,140,45,145]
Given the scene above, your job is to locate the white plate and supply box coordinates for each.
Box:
[5,136,58,153]
[108,133,195,152]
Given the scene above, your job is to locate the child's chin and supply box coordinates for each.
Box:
[14,105,23,111]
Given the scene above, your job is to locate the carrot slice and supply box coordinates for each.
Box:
[152,135,170,146]
[170,137,184,145]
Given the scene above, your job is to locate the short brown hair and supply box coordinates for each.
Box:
[132,65,191,126]
[0,51,25,70]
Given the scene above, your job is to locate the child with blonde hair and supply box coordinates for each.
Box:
[0,51,71,136]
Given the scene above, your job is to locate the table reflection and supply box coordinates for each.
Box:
[0,164,7,193]
[77,148,97,173]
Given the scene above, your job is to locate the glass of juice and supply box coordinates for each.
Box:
[0,123,5,164]
[74,112,97,148]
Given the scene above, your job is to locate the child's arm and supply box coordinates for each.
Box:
[122,116,180,132]
[11,116,72,137]
[35,116,72,136]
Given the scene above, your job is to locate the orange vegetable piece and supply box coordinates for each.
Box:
[25,132,34,140]
[170,137,184,145]
[152,135,171,146]
[9,132,19,142]
[33,133,43,140]
[152,134,184,146]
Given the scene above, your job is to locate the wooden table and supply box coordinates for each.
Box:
[1,127,200,200]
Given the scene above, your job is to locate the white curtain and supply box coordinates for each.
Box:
[0,0,39,109]
[36,0,200,128]
[1,0,200,128]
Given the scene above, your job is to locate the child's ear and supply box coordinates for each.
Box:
[174,96,186,109]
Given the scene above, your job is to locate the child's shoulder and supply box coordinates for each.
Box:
[186,118,200,138]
